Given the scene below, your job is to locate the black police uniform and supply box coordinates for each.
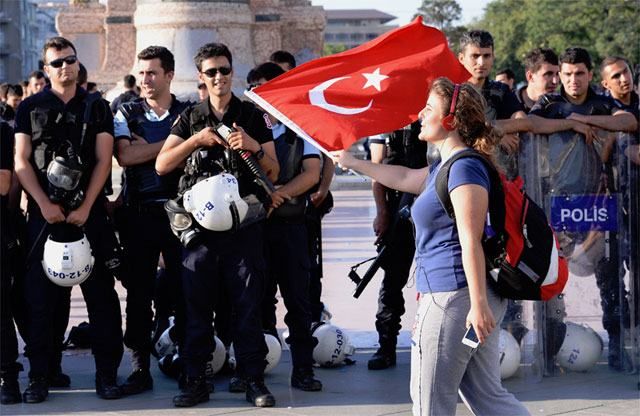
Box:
[14,86,124,383]
[515,85,537,114]
[115,96,190,373]
[306,158,333,323]
[169,94,271,380]
[0,120,23,400]
[262,126,319,371]
[370,121,428,357]
[481,79,525,179]
[530,87,633,368]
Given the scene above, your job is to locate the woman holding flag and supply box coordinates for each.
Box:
[336,77,529,416]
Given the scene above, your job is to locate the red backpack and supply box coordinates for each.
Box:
[435,149,568,301]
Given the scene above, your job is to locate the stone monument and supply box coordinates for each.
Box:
[56,0,326,100]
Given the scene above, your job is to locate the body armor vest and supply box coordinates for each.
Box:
[272,127,306,219]
[177,100,269,205]
[120,98,189,203]
[30,92,103,191]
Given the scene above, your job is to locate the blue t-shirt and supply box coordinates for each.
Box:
[411,155,491,293]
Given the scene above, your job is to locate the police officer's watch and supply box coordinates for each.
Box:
[254,145,265,160]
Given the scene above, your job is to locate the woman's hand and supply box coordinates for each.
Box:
[332,150,358,171]
[466,300,495,345]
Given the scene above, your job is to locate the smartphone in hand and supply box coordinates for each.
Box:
[462,325,480,348]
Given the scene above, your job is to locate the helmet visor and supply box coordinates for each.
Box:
[47,159,82,191]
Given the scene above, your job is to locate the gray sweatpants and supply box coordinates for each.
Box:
[410,286,530,416]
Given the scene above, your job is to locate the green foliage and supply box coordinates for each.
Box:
[415,0,462,30]
[322,43,348,57]
[415,0,467,51]
[474,0,640,82]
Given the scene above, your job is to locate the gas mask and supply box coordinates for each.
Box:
[47,144,84,210]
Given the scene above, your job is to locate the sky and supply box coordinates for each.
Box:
[311,0,492,26]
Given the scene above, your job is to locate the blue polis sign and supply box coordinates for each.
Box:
[550,194,618,232]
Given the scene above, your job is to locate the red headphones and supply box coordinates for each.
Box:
[441,84,461,131]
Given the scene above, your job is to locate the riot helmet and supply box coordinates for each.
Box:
[182,173,265,232]
[42,224,94,287]
[311,322,355,367]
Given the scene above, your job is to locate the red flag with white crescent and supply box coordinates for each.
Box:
[245,16,470,153]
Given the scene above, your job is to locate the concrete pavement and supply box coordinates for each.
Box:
[2,183,639,415]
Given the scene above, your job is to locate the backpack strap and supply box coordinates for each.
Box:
[434,149,498,220]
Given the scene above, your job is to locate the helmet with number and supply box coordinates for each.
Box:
[311,322,355,367]
[556,322,603,372]
[154,324,177,358]
[41,225,94,287]
[182,174,249,232]
[499,329,521,379]
[228,333,282,374]
[205,336,226,377]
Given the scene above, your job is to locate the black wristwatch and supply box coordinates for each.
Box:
[254,145,265,160]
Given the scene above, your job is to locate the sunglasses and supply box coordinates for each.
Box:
[47,55,78,68]
[201,66,232,78]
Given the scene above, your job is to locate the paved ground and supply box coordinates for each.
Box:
[2,181,639,415]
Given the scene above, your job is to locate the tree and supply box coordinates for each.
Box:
[415,0,466,50]
[415,0,462,30]
[475,0,640,83]
[322,43,347,57]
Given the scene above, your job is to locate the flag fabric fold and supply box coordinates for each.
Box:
[245,16,470,153]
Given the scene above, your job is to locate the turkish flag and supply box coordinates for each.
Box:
[245,16,469,152]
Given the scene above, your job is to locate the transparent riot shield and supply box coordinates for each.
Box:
[516,129,638,380]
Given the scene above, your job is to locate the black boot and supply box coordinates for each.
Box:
[228,374,247,393]
[0,373,21,405]
[95,372,122,400]
[245,378,275,407]
[367,347,396,370]
[47,371,71,388]
[121,369,153,395]
[291,367,322,391]
[173,376,209,407]
[22,377,48,404]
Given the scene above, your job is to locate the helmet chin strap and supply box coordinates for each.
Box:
[229,201,240,233]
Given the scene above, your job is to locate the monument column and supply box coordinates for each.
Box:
[134,0,255,100]
[100,0,137,82]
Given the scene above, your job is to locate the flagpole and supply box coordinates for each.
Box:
[244,90,367,180]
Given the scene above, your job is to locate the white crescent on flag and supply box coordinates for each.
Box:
[308,76,373,115]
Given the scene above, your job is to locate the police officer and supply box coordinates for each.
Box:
[457,30,531,165]
[516,48,560,114]
[367,122,428,370]
[528,47,637,370]
[1,119,22,404]
[13,37,124,402]
[248,62,323,391]
[156,43,279,408]
[113,46,190,395]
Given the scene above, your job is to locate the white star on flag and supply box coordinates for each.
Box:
[362,68,389,92]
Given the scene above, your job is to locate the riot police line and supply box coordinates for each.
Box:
[1,36,639,412]
[1,39,351,408]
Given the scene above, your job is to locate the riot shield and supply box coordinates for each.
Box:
[517,129,638,380]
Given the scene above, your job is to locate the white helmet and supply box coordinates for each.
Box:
[205,336,226,377]
[154,324,177,358]
[229,333,282,374]
[499,329,521,380]
[556,322,603,372]
[182,174,249,232]
[42,227,94,287]
[312,322,355,367]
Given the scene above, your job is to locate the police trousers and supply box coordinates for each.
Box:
[1,225,20,375]
[375,213,415,351]
[263,220,316,369]
[180,223,267,379]
[118,202,183,365]
[23,201,123,378]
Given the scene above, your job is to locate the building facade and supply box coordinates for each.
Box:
[324,9,397,50]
